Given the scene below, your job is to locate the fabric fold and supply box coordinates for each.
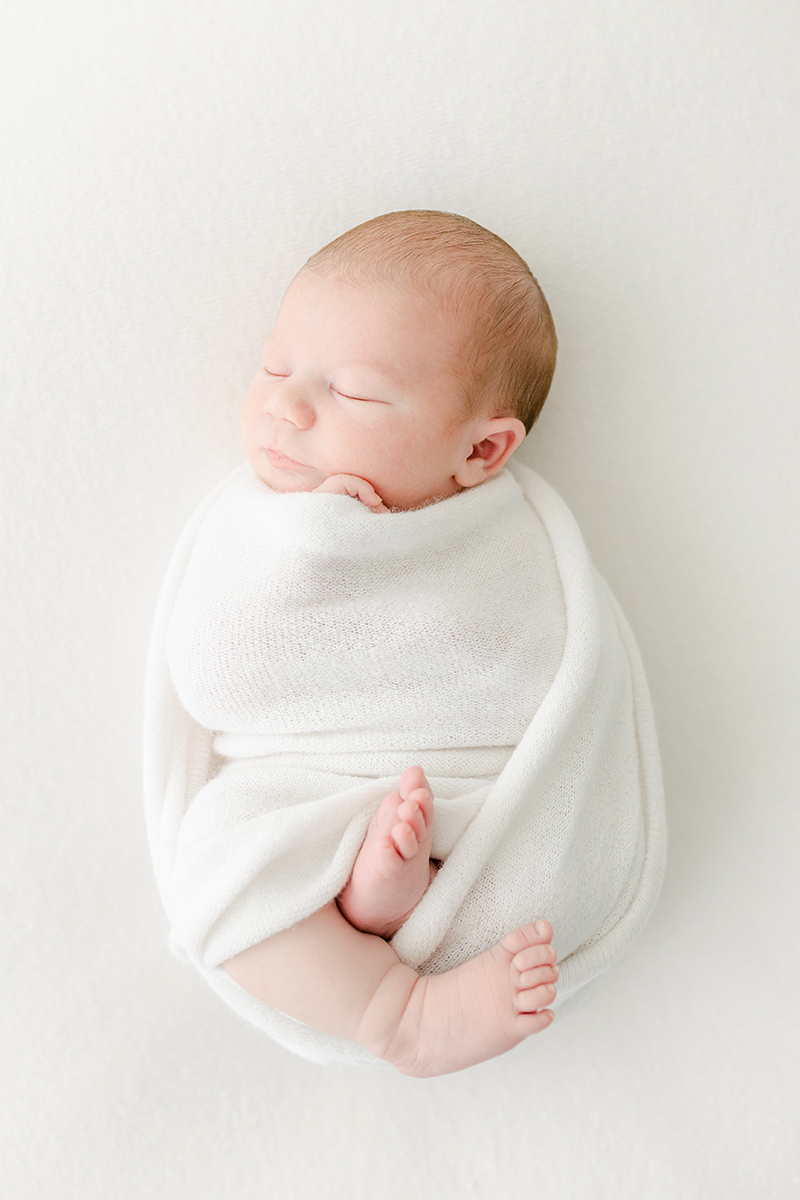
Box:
[144,460,666,1065]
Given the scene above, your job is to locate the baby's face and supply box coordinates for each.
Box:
[240,270,485,510]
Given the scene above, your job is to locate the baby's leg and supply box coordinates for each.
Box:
[223,904,557,1078]
[338,765,436,938]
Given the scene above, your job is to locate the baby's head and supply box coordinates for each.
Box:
[241,211,557,511]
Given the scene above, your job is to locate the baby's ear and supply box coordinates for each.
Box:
[455,417,526,488]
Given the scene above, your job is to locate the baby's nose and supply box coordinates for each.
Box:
[265,380,315,429]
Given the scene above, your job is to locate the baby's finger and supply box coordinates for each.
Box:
[316,474,387,511]
[312,473,364,495]
[311,475,348,495]
[354,479,388,511]
[337,475,364,497]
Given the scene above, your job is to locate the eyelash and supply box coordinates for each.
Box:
[333,389,371,402]
[263,370,373,403]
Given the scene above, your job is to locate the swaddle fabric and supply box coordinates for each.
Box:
[144,460,666,1065]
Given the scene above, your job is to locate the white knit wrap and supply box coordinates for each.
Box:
[144,460,666,1065]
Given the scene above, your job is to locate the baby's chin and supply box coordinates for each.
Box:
[261,475,319,494]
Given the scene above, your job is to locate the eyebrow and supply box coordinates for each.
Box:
[346,360,405,383]
[261,337,408,385]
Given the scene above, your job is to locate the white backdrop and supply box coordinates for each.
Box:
[2,1,798,1197]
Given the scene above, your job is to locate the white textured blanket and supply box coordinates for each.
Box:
[144,460,666,1065]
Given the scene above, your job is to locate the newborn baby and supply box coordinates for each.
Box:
[225,211,559,1077]
[149,210,665,1077]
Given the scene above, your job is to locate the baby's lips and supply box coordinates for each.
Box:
[265,446,310,469]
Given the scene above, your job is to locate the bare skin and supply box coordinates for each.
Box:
[372,921,558,1077]
[226,278,555,1075]
[224,764,558,1077]
[224,899,557,1078]
[338,765,437,938]
[312,472,389,512]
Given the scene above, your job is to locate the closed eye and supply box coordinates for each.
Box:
[263,368,290,377]
[332,387,388,404]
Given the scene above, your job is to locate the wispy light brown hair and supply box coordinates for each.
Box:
[303,210,557,434]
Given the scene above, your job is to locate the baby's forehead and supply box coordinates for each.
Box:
[311,243,483,296]
[285,266,474,333]
[269,269,480,402]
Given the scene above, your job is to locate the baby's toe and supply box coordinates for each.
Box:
[511,942,558,975]
[391,821,419,861]
[516,963,559,989]
[500,921,553,957]
[408,786,433,825]
[515,1010,555,1035]
[397,765,429,803]
[396,793,431,840]
[515,982,557,1013]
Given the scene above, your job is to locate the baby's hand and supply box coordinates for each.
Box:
[312,474,388,513]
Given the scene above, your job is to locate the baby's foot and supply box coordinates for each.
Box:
[359,921,558,1078]
[338,766,436,938]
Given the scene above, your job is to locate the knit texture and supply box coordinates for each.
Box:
[144,460,666,1065]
